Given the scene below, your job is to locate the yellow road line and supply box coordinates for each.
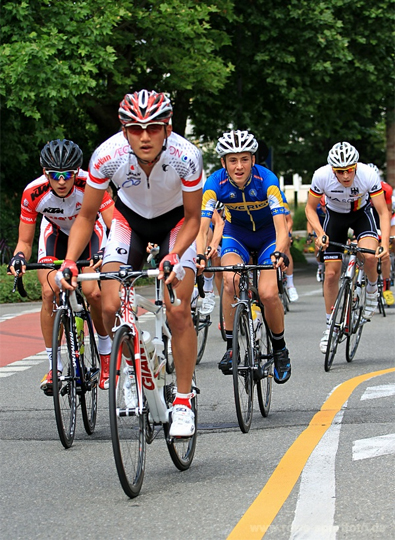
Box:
[227,367,395,540]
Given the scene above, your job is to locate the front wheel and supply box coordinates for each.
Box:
[346,278,365,362]
[80,314,99,435]
[232,303,254,433]
[164,376,198,471]
[52,308,77,449]
[325,281,349,372]
[109,325,146,498]
[256,317,273,417]
[219,281,226,341]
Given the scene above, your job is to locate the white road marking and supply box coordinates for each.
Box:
[0,353,46,379]
[360,384,395,401]
[352,433,395,461]
[290,410,344,540]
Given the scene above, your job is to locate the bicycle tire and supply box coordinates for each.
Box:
[377,276,386,318]
[195,309,210,365]
[346,277,366,362]
[52,308,77,449]
[324,280,349,372]
[256,318,273,417]
[80,313,99,435]
[109,325,146,498]
[232,303,254,433]
[164,376,198,471]
[219,281,226,341]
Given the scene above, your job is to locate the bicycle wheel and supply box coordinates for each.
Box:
[232,303,254,433]
[377,276,386,317]
[80,314,99,435]
[109,325,146,498]
[324,280,349,372]
[164,376,198,471]
[195,309,210,365]
[256,318,273,417]
[219,281,226,341]
[52,308,77,449]
[346,278,365,362]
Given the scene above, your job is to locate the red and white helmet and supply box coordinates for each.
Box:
[118,90,173,126]
[327,142,359,167]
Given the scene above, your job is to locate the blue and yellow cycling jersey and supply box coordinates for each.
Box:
[202,165,286,232]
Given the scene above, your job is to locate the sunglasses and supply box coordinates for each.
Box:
[125,123,166,135]
[332,164,357,174]
[45,170,77,181]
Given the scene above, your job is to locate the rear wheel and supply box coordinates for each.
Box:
[109,325,146,498]
[164,376,198,471]
[232,303,254,433]
[52,308,77,449]
[256,317,273,417]
[195,309,210,365]
[325,281,349,372]
[80,314,99,435]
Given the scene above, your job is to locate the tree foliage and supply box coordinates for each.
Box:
[1,0,394,244]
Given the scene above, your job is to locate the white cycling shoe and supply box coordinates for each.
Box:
[170,405,195,437]
[319,329,330,354]
[362,291,378,320]
[287,286,299,302]
[200,291,215,315]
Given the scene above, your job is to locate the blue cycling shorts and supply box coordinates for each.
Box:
[221,221,276,264]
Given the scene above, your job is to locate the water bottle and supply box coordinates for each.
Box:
[75,316,84,353]
[251,304,263,340]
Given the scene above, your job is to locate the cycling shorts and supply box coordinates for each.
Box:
[37,217,106,263]
[323,204,378,261]
[221,221,276,264]
[103,199,196,272]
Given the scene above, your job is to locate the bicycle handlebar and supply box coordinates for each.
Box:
[204,263,283,293]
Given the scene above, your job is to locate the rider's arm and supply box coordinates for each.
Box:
[171,188,202,258]
[65,184,106,261]
[305,193,327,245]
[273,213,291,255]
[100,203,114,230]
[371,192,391,252]
[13,221,35,262]
[210,210,225,253]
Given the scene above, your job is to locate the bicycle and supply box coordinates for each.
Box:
[323,240,382,372]
[12,260,100,448]
[79,258,199,498]
[279,271,290,314]
[193,274,212,365]
[377,259,386,317]
[206,258,280,433]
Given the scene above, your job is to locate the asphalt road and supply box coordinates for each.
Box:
[1,257,394,540]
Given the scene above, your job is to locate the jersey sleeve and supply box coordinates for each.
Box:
[201,174,218,219]
[267,185,287,216]
[309,171,324,198]
[20,188,39,225]
[98,190,115,212]
[181,147,204,192]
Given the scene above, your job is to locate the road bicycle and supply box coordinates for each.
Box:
[376,258,386,317]
[206,258,281,433]
[79,259,199,498]
[323,240,382,372]
[279,271,290,314]
[193,274,212,365]
[13,260,100,448]
[218,280,226,341]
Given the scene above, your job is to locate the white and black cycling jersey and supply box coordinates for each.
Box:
[87,131,203,219]
[309,163,382,213]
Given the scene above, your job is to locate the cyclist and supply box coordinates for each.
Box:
[306,195,327,281]
[7,139,114,392]
[196,130,292,384]
[56,90,203,437]
[367,163,394,306]
[281,192,299,302]
[305,142,390,353]
[199,201,226,315]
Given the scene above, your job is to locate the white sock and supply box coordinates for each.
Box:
[286,274,294,288]
[326,313,331,328]
[366,280,377,294]
[97,334,112,355]
[46,347,62,372]
[203,275,214,293]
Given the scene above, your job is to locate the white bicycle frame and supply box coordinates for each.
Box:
[78,268,176,424]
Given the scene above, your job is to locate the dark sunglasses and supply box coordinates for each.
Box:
[45,170,77,181]
[126,123,166,135]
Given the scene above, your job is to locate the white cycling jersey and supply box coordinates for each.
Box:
[88,131,203,219]
[310,163,382,214]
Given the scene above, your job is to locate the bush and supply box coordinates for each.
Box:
[0,264,42,303]
[293,206,307,231]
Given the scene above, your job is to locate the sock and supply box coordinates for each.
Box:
[203,275,214,293]
[47,347,63,372]
[97,334,112,355]
[286,274,294,288]
[225,330,233,350]
[326,313,331,328]
[270,330,285,352]
[318,263,324,270]
[366,280,378,294]
[173,392,192,409]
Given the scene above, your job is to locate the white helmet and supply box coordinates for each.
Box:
[327,142,359,167]
[216,130,258,157]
